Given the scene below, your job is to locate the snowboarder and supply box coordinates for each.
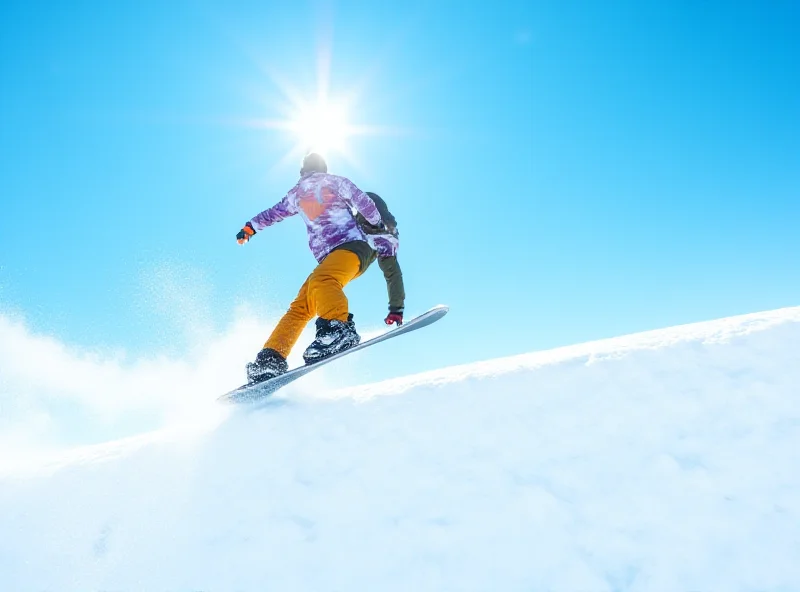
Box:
[235,153,404,384]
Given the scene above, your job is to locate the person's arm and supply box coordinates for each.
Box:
[341,178,383,226]
[379,256,405,324]
[249,192,298,231]
[236,192,298,244]
[366,192,397,233]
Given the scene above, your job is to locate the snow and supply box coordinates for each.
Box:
[1,307,800,591]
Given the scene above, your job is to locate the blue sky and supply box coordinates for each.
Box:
[1,0,798,383]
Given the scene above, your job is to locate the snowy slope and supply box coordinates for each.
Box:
[1,307,800,591]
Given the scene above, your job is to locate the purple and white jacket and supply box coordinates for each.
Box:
[248,173,383,263]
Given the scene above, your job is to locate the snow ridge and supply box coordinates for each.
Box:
[1,307,799,591]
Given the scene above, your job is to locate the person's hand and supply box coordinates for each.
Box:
[236,223,256,244]
[385,311,403,326]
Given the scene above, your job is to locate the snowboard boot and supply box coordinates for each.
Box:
[302,314,361,365]
[246,347,288,384]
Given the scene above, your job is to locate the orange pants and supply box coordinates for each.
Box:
[264,249,362,358]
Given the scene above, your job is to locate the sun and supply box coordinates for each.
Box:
[287,99,352,158]
[243,43,403,173]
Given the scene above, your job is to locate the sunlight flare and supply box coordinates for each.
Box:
[288,99,352,158]
[240,39,411,174]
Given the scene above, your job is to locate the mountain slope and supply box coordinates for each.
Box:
[1,307,799,591]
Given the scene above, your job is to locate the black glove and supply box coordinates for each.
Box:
[236,222,256,244]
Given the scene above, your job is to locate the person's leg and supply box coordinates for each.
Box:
[306,249,361,321]
[247,276,313,382]
[301,249,363,364]
[262,248,361,358]
[263,278,312,359]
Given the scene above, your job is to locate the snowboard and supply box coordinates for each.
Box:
[218,304,449,404]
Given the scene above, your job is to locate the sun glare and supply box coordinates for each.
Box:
[247,47,402,173]
[290,100,351,157]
